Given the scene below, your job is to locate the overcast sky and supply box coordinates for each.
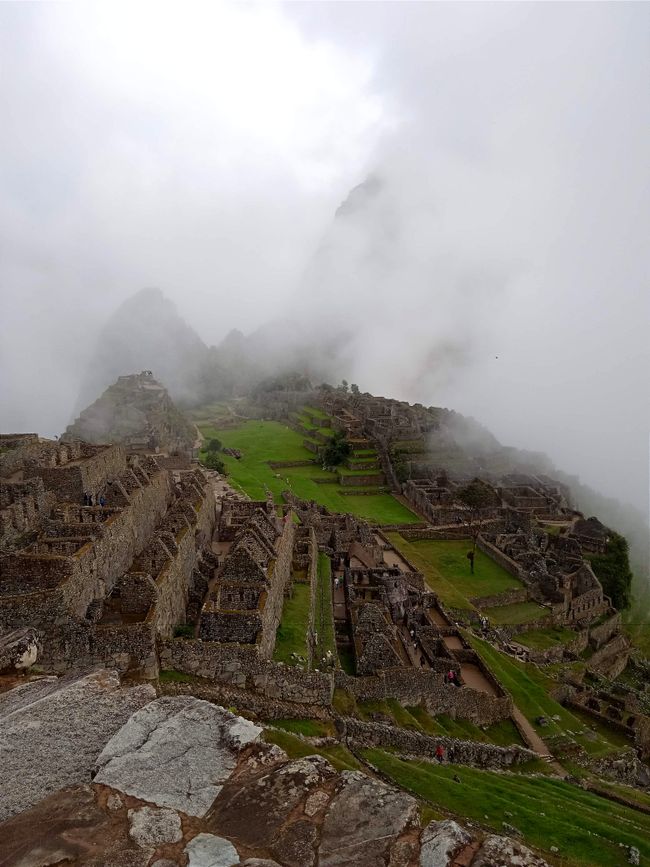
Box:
[0,1,648,515]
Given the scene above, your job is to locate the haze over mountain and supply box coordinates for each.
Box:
[0,2,647,522]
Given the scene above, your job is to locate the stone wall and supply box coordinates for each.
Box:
[400,528,472,541]
[259,518,295,658]
[469,588,529,609]
[339,473,385,488]
[159,638,334,705]
[335,667,512,726]
[24,445,127,503]
[588,633,631,678]
[475,536,525,580]
[588,612,621,649]
[343,717,536,769]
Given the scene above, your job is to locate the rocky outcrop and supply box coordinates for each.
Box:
[94,696,263,817]
[473,835,550,866]
[65,370,196,454]
[0,626,41,673]
[420,819,472,866]
[319,770,419,866]
[0,669,154,821]
[0,680,555,867]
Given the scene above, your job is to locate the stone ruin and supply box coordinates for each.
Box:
[0,434,216,676]
[63,370,197,456]
[199,500,295,657]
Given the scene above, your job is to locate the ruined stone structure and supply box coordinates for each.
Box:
[199,505,295,657]
[0,434,216,675]
[64,371,196,455]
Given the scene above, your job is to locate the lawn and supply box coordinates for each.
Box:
[199,419,418,525]
[385,536,522,609]
[363,749,650,867]
[465,633,628,755]
[273,581,311,665]
[272,718,335,738]
[355,698,525,748]
[515,626,578,650]
[263,728,362,773]
[482,601,549,625]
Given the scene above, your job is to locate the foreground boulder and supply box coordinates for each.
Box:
[1,669,154,821]
[94,696,263,817]
[0,682,553,867]
[319,770,419,866]
[0,627,41,673]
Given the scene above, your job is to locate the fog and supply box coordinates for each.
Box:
[1,2,648,522]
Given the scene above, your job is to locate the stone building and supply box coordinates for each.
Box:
[199,508,295,658]
[0,434,216,676]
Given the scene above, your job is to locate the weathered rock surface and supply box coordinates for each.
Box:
[0,669,155,821]
[210,755,336,847]
[0,627,42,673]
[184,833,240,867]
[128,805,183,848]
[473,835,550,866]
[319,770,419,867]
[94,696,262,817]
[420,819,472,866]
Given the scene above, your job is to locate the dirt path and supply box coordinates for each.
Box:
[511,706,564,773]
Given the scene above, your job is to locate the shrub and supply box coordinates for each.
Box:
[206,437,222,453]
[322,431,352,467]
[201,452,226,473]
[173,624,194,638]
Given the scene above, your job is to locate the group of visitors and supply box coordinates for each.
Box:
[83,492,106,507]
[435,743,457,763]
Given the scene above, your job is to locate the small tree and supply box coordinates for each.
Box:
[350,383,360,395]
[457,478,499,571]
[206,437,222,453]
[322,431,352,467]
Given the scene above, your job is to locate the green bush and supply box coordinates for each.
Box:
[173,624,194,638]
[201,452,227,473]
[206,437,222,452]
[322,431,352,467]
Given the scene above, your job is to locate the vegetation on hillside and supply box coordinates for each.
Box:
[589,531,633,610]
[322,430,352,467]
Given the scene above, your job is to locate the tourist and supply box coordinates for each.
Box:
[448,744,457,763]
[99,494,106,507]
[435,744,445,763]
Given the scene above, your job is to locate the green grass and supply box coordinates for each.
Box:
[199,419,418,525]
[332,687,357,716]
[363,749,650,867]
[482,601,549,625]
[303,405,330,420]
[314,554,336,665]
[515,626,578,650]
[465,634,625,755]
[158,669,197,684]
[386,536,524,609]
[401,705,525,747]
[272,718,335,738]
[264,728,362,772]
[273,582,311,665]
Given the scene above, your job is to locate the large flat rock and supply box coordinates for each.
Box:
[0,669,155,821]
[94,696,262,817]
[319,770,419,866]
[420,819,472,866]
[210,755,335,848]
[472,835,550,866]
